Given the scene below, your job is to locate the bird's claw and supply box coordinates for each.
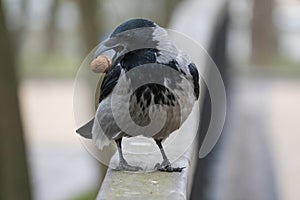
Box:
[115,160,143,171]
[155,162,185,173]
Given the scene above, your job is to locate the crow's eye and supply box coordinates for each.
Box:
[115,45,125,52]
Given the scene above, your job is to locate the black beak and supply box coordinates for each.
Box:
[94,38,126,66]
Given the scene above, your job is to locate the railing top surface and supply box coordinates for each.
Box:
[97,152,191,200]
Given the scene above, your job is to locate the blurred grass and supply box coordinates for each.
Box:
[271,56,300,76]
[69,190,97,200]
[236,56,300,77]
[19,53,81,79]
[19,53,300,81]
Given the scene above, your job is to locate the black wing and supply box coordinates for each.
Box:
[188,62,199,99]
[76,65,122,138]
[99,64,122,103]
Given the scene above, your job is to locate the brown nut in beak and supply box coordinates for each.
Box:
[90,55,112,73]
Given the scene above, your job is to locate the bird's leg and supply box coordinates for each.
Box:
[115,138,142,171]
[154,139,185,172]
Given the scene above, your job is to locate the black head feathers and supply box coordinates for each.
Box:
[111,19,156,37]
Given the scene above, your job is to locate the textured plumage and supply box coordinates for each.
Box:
[77,19,199,172]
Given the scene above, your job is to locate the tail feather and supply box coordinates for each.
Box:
[76,118,94,139]
[76,117,111,150]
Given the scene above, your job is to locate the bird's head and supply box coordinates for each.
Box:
[94,19,170,68]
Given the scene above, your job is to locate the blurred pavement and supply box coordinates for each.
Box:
[222,72,300,200]
[19,79,99,200]
[267,77,300,200]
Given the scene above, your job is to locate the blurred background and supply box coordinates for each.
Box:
[0,0,299,199]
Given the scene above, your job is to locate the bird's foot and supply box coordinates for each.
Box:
[115,160,143,172]
[155,160,185,173]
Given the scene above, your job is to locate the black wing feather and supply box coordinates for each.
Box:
[188,62,199,99]
[99,64,122,103]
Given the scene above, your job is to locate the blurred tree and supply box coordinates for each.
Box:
[0,1,32,200]
[77,0,103,52]
[252,0,277,63]
[11,0,28,54]
[46,0,59,53]
[135,0,182,27]
[161,0,182,27]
